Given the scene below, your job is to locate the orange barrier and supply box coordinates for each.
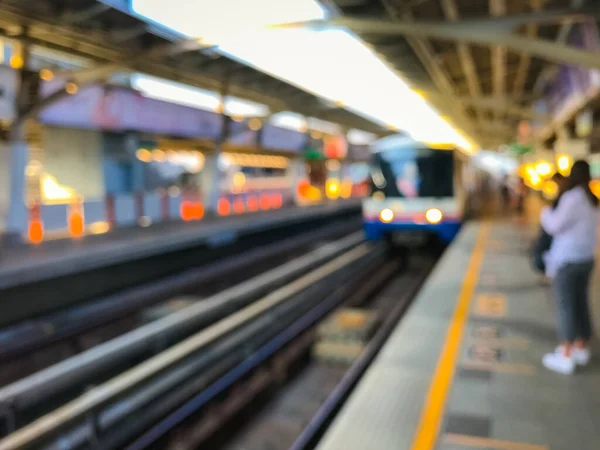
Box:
[270,192,283,209]
[233,198,245,214]
[181,201,204,221]
[181,201,195,221]
[194,202,204,220]
[218,198,231,216]
[247,195,259,212]
[27,202,44,244]
[259,193,270,211]
[68,199,85,238]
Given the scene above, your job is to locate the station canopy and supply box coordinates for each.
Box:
[2,0,597,152]
[319,0,600,150]
[0,0,387,136]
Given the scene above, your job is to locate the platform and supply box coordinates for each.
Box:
[0,200,360,290]
[317,217,600,450]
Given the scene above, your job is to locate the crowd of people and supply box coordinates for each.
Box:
[529,160,598,375]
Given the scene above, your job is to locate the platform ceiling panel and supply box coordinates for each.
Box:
[0,0,388,135]
[325,0,598,148]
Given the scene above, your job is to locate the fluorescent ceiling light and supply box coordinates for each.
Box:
[270,112,306,131]
[347,129,377,145]
[132,0,475,152]
[131,74,269,117]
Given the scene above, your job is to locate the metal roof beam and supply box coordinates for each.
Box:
[441,0,482,123]
[0,4,387,134]
[110,24,148,42]
[279,7,599,34]
[377,0,481,146]
[490,0,506,124]
[59,3,111,24]
[476,120,513,133]
[513,0,543,96]
[306,14,600,70]
[425,94,547,120]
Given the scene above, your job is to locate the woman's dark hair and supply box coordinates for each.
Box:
[566,160,598,206]
[550,172,566,209]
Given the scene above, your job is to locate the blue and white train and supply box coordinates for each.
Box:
[362,136,474,246]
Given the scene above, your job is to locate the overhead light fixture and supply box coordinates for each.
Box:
[132,0,477,149]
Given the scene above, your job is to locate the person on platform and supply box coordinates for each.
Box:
[500,175,511,208]
[541,160,598,374]
[531,173,566,275]
[513,176,527,215]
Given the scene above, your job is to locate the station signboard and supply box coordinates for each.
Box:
[261,124,305,152]
[227,119,258,147]
[39,84,223,140]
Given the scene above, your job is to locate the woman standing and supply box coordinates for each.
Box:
[541,160,598,374]
[531,173,566,275]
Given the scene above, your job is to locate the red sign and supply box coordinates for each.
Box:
[323,135,348,159]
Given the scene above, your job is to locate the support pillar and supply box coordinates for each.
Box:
[5,125,29,237]
[201,152,220,214]
[289,156,306,205]
[202,82,230,215]
[5,40,32,241]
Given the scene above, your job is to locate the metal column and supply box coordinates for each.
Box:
[5,41,31,241]
[202,82,230,215]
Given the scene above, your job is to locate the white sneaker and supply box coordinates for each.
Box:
[555,346,591,366]
[543,352,576,374]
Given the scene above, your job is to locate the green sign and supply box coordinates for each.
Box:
[509,143,533,156]
[304,146,325,161]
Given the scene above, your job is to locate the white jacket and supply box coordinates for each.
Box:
[541,186,598,278]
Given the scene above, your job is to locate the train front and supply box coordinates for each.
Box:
[362,138,463,247]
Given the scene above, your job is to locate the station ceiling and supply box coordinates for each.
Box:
[0,0,389,135]
[323,0,599,148]
[1,0,598,149]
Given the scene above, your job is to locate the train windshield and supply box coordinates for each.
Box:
[371,147,454,198]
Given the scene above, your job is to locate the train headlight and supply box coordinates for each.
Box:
[379,208,394,223]
[425,208,443,224]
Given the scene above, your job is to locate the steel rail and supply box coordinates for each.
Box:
[0,219,358,362]
[0,233,363,412]
[289,268,430,450]
[0,244,371,450]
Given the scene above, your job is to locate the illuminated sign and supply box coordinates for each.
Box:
[323,135,348,159]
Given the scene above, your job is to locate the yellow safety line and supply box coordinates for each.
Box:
[409,222,490,450]
[443,433,549,450]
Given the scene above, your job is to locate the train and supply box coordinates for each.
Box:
[362,135,474,247]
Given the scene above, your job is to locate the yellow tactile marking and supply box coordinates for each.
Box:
[460,360,536,375]
[408,223,490,450]
[474,293,507,318]
[443,433,548,450]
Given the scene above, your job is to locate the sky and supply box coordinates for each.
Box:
[131,0,474,151]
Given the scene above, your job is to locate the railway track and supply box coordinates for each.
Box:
[0,229,374,445]
[160,259,434,450]
[0,218,360,388]
[0,236,439,450]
